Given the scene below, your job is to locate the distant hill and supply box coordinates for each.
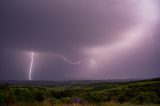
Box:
[0,77,159,87]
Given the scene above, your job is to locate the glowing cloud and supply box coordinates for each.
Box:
[84,0,159,66]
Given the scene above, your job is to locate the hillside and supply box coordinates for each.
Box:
[0,78,160,106]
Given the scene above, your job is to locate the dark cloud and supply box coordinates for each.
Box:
[0,0,160,80]
[1,0,138,55]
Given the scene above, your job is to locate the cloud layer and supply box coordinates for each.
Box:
[0,0,160,80]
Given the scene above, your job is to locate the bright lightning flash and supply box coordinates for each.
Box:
[29,52,34,81]
[28,52,95,81]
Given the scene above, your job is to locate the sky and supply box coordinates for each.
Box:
[0,0,160,80]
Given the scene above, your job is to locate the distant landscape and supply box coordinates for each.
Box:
[0,78,160,106]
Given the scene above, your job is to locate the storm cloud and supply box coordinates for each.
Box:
[0,0,160,80]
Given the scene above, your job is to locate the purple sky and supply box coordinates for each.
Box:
[0,0,160,80]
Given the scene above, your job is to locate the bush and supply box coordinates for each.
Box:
[117,95,126,103]
[31,90,45,102]
[0,91,5,105]
[13,88,34,102]
[4,90,17,105]
[60,97,71,103]
[141,92,160,104]
[130,92,160,104]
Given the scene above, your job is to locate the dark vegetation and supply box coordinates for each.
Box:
[0,78,160,105]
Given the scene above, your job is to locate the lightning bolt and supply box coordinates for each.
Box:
[28,52,95,81]
[51,54,82,64]
[48,53,95,65]
[29,52,34,81]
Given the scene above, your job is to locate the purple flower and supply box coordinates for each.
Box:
[72,97,81,103]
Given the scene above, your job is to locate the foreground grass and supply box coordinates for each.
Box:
[9,102,160,106]
[1,78,160,106]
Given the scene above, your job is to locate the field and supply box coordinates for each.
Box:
[0,78,160,106]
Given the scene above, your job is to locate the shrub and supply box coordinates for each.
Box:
[13,88,34,102]
[60,97,71,103]
[0,91,5,105]
[32,90,45,102]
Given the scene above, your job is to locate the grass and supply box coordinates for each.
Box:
[8,102,160,106]
[1,78,160,106]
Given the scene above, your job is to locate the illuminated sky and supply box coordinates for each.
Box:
[0,0,160,80]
